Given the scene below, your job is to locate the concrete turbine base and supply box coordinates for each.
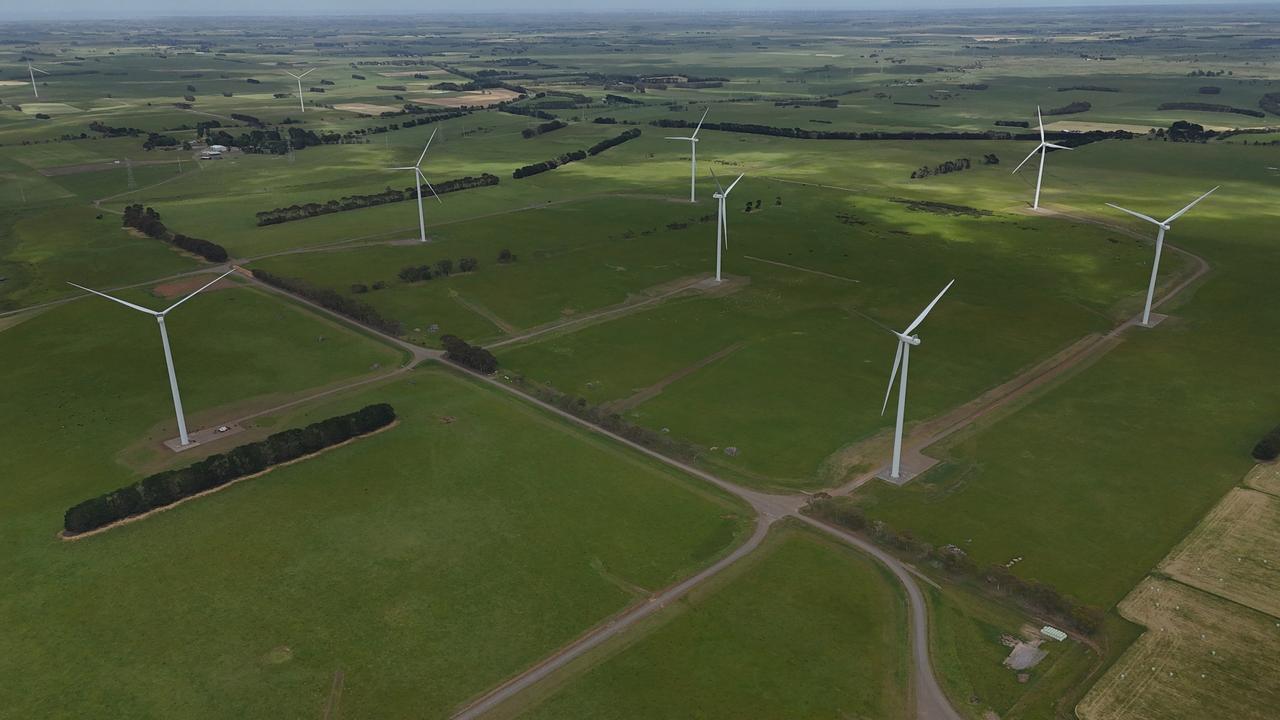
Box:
[874,454,941,486]
[1138,313,1169,329]
[163,423,245,452]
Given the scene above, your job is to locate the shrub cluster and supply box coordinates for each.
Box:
[254,174,499,226]
[251,269,401,335]
[1044,101,1092,115]
[122,205,229,263]
[63,404,396,535]
[804,497,1104,635]
[1252,425,1280,461]
[441,335,498,374]
[397,257,475,282]
[911,157,971,179]
[651,118,1129,146]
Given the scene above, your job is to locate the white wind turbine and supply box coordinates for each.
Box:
[710,169,744,282]
[666,108,709,203]
[879,280,955,481]
[67,268,237,447]
[1106,186,1218,327]
[27,62,49,98]
[285,68,314,113]
[388,128,442,243]
[1012,106,1072,210]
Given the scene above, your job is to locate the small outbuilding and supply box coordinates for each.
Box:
[1040,625,1068,642]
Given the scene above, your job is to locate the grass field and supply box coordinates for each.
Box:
[1159,487,1280,619]
[5,8,1280,717]
[511,522,909,720]
[1076,577,1280,720]
[0,361,751,718]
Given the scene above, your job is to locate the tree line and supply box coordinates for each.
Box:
[511,129,642,180]
[205,125,339,156]
[63,404,397,535]
[1158,101,1266,118]
[804,496,1104,635]
[522,120,567,139]
[650,119,1131,146]
[122,205,229,263]
[397,257,479,283]
[253,174,499,226]
[441,335,498,375]
[251,269,402,335]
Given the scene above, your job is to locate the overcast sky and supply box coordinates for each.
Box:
[4,0,1276,20]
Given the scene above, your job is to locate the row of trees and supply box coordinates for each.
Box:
[122,205,229,263]
[251,269,401,335]
[587,128,642,156]
[1044,101,1092,115]
[205,126,338,156]
[253,174,500,226]
[441,335,498,374]
[804,496,1104,635]
[1158,101,1266,118]
[522,120,567,139]
[397,257,477,282]
[651,118,1131,146]
[63,404,396,535]
[513,150,587,179]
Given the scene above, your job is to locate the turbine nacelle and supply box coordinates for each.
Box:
[895,332,922,346]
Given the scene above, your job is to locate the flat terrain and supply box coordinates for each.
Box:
[0,363,750,718]
[511,523,909,720]
[1076,576,1280,720]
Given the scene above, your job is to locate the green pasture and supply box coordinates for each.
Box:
[855,141,1280,607]
[516,522,909,720]
[0,319,751,718]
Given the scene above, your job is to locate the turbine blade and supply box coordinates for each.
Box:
[31,66,49,75]
[1105,203,1161,226]
[299,68,315,77]
[1043,142,1073,150]
[1012,145,1040,174]
[691,107,709,138]
[710,167,724,194]
[903,279,956,336]
[1037,106,1045,141]
[163,268,237,314]
[417,128,437,167]
[881,341,905,416]
[419,169,442,203]
[725,173,745,195]
[67,282,159,316]
[721,202,728,249]
[665,136,694,141]
[1164,186,1219,224]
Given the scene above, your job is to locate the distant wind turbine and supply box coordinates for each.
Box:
[666,107,709,203]
[67,268,237,447]
[879,280,955,481]
[1106,186,1218,327]
[388,128,441,243]
[1012,106,1072,210]
[710,169,744,282]
[27,62,49,98]
[285,68,314,113]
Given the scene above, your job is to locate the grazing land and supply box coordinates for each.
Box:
[4,6,1280,718]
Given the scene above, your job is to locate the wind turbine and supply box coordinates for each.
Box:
[67,268,237,447]
[879,280,955,481]
[388,128,441,243]
[27,62,49,98]
[666,107,709,203]
[710,169,744,282]
[1012,106,1072,210]
[285,68,314,113]
[1106,186,1218,327]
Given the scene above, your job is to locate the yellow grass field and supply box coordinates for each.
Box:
[1159,487,1280,618]
[1076,577,1280,720]
[333,102,401,115]
[1244,463,1280,496]
[411,88,522,107]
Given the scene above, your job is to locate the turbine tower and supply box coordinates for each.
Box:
[1012,106,1072,210]
[710,169,744,282]
[388,128,442,243]
[285,68,314,113]
[879,280,955,481]
[665,108,709,203]
[1106,186,1218,327]
[27,62,49,98]
[67,268,237,447]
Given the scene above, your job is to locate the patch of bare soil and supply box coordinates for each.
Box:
[152,274,236,299]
